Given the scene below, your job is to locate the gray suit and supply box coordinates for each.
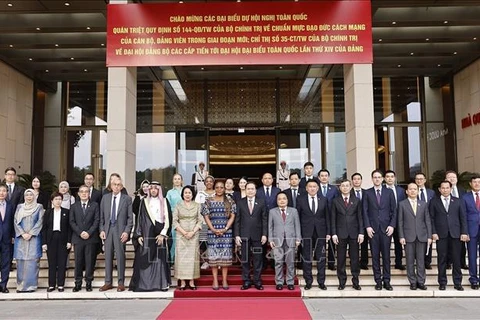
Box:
[398,198,432,286]
[268,206,301,286]
[99,192,133,286]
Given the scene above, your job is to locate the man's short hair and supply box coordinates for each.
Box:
[445,170,458,178]
[85,172,95,178]
[289,172,300,179]
[371,169,384,177]
[440,180,452,188]
[0,184,7,191]
[351,172,362,180]
[306,179,319,187]
[303,161,314,168]
[318,169,330,176]
[384,170,396,176]
[4,167,16,175]
[470,174,480,182]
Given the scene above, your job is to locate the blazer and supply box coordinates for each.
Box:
[299,176,320,190]
[234,197,268,241]
[99,192,134,238]
[397,199,432,243]
[284,187,302,208]
[42,207,72,246]
[268,206,301,248]
[0,201,14,244]
[350,188,366,201]
[36,190,51,211]
[429,196,467,239]
[297,193,329,238]
[256,185,280,212]
[8,184,25,212]
[69,200,100,245]
[331,195,364,239]
[318,183,339,206]
[463,192,480,238]
[362,186,397,232]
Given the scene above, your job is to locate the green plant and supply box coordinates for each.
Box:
[17,171,57,194]
[430,170,477,192]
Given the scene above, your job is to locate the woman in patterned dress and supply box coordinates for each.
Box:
[202,181,236,290]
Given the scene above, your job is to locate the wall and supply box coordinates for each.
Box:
[454,59,480,173]
[0,61,33,174]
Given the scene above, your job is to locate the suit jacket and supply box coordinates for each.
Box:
[297,193,329,238]
[42,207,72,246]
[268,206,301,248]
[36,190,51,211]
[318,183,339,206]
[350,188,366,202]
[8,184,25,212]
[100,192,133,238]
[0,201,14,244]
[463,192,480,238]
[331,195,364,239]
[234,197,268,240]
[299,176,320,190]
[429,196,467,239]
[363,186,397,232]
[418,187,435,203]
[284,187,302,208]
[397,199,432,242]
[69,201,100,245]
[256,186,280,212]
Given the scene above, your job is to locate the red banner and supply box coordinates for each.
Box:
[107,1,372,67]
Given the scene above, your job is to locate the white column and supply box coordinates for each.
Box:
[107,67,137,194]
[344,64,376,186]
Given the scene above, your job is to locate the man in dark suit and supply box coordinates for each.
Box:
[331,179,364,290]
[430,180,468,291]
[318,168,339,271]
[99,175,133,292]
[256,172,280,212]
[298,179,330,290]
[83,173,102,206]
[69,185,100,292]
[299,162,320,190]
[398,183,432,290]
[414,172,436,269]
[463,174,480,289]
[446,170,468,270]
[363,170,396,291]
[384,170,405,270]
[284,172,301,208]
[0,185,14,293]
[4,167,25,211]
[351,172,368,270]
[234,182,268,290]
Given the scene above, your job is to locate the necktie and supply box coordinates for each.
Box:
[248,199,253,214]
[376,189,381,205]
[111,196,117,224]
[0,202,5,221]
[311,197,316,213]
[476,192,480,211]
[281,208,286,222]
[292,189,297,208]
[444,197,449,212]
[322,185,327,197]
[356,190,361,200]
[82,203,86,215]
[344,197,349,207]
[266,187,270,198]
[411,200,417,215]
[420,189,426,202]
[7,185,12,201]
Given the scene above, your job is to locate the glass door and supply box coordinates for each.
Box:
[177,129,209,186]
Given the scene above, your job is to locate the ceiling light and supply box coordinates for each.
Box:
[84,69,88,72]
[392,21,396,25]
[36,27,41,31]
[378,38,382,42]
[279,66,283,69]
[454,51,457,55]
[179,1,183,3]
[426,38,430,41]
[200,67,204,70]
[438,64,441,67]
[444,20,448,24]
[64,2,70,6]
[55,44,59,47]
[240,66,244,70]
[237,0,241,2]
[7,3,13,7]
[45,70,49,72]
[9,44,13,48]
[70,57,75,60]
[474,37,477,40]
[101,43,105,46]
[86,26,91,30]
[410,52,414,55]
[397,64,401,67]
[28,58,33,61]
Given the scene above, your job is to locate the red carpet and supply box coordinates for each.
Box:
[158,298,312,320]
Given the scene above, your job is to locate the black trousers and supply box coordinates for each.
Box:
[392,229,404,267]
[327,239,336,268]
[0,241,12,289]
[47,232,69,287]
[360,229,369,267]
[425,243,433,266]
[240,238,263,285]
[337,237,360,286]
[370,231,392,284]
[302,230,326,285]
[437,236,462,286]
[74,242,97,285]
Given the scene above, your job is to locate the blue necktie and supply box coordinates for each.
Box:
[110,196,117,224]
[420,189,426,202]
[356,190,361,200]
[322,186,327,197]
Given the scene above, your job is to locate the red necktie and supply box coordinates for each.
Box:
[344,197,349,207]
[476,192,480,211]
[281,209,286,222]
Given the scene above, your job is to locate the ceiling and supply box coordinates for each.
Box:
[1,0,480,89]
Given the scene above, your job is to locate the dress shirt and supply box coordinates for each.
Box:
[451,186,458,198]
[442,196,450,211]
[53,208,62,231]
[409,198,417,214]
[111,193,121,220]
[309,195,318,212]
[386,185,397,202]
[0,201,5,221]
[354,188,362,200]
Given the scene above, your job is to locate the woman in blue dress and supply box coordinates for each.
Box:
[14,189,45,292]
[166,173,184,264]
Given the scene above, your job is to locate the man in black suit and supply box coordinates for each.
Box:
[415,172,436,269]
[256,173,280,212]
[83,173,102,205]
[363,170,396,291]
[69,185,100,292]
[318,168,339,271]
[299,162,320,190]
[351,172,368,270]
[298,179,330,290]
[0,185,14,293]
[4,167,25,211]
[284,172,301,208]
[446,170,468,270]
[234,182,268,290]
[430,180,468,291]
[331,179,364,290]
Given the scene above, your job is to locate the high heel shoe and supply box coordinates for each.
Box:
[179,286,186,290]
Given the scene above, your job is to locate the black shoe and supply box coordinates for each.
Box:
[1,287,9,293]
[375,283,382,290]
[353,284,361,290]
[338,284,345,290]
[86,283,92,292]
[73,285,81,292]
[471,284,479,290]
[439,284,446,290]
[241,283,251,290]
[318,284,327,290]
[425,264,432,270]
[455,285,464,291]
[383,283,393,291]
[417,284,427,290]
[276,284,283,290]
[47,287,55,292]
[410,284,417,290]
[287,285,294,290]
[360,264,369,270]
[304,283,312,290]
[461,264,469,270]
[255,284,264,290]
[328,265,336,271]
[395,265,406,271]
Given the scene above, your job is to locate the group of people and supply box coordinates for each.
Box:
[1,162,479,294]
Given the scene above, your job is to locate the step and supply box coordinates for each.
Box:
[191,274,299,286]
[174,285,301,298]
